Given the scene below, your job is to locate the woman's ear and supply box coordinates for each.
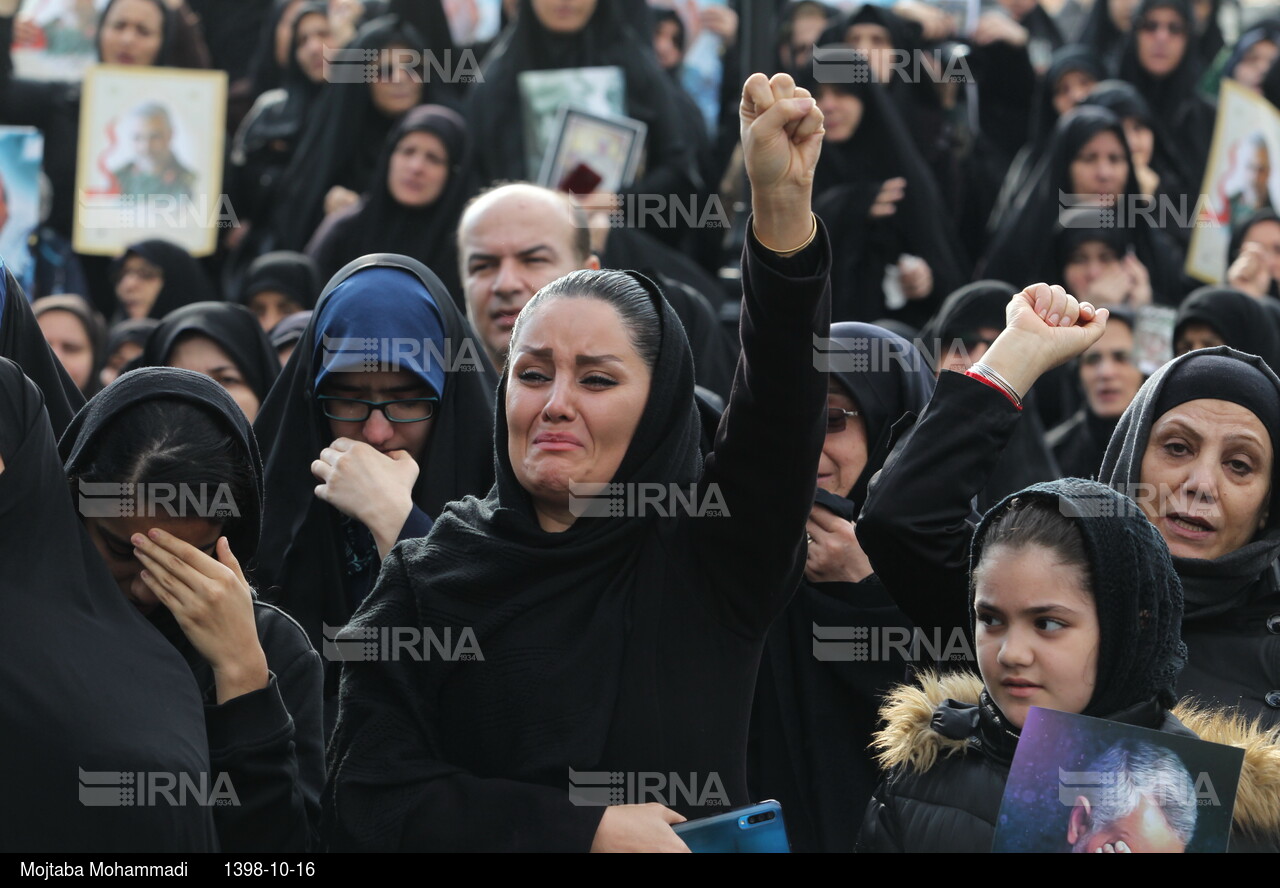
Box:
[1066,796,1093,845]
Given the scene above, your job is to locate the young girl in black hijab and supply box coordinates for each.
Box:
[1081,0,1136,75]
[862,283,1280,730]
[982,106,1185,302]
[306,106,473,303]
[858,477,1191,852]
[0,357,216,852]
[137,302,281,422]
[59,367,324,851]
[749,321,937,852]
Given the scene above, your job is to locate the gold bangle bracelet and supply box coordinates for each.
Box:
[753,213,818,256]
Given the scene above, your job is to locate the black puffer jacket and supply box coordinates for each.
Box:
[856,673,1280,852]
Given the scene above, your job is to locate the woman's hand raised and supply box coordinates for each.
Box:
[741,72,824,255]
[979,283,1109,399]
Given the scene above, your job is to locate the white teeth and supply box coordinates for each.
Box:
[1171,516,1210,532]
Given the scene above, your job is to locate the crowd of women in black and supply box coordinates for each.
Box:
[3,0,1280,854]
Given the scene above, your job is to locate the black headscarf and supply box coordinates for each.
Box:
[271,15,440,251]
[305,105,472,303]
[323,270,706,851]
[918,279,1011,362]
[137,302,282,407]
[1082,78,1197,202]
[1117,0,1215,177]
[1173,286,1280,372]
[60,366,265,569]
[468,0,696,195]
[1100,346,1280,619]
[805,54,967,326]
[1032,46,1106,152]
[970,478,1187,720]
[983,106,1184,302]
[828,321,936,511]
[247,0,306,100]
[252,254,497,650]
[31,294,108,398]
[1081,0,1132,75]
[1227,21,1280,93]
[95,0,177,66]
[0,358,217,852]
[240,250,321,312]
[0,263,84,438]
[239,2,329,153]
[105,317,160,360]
[111,240,218,321]
[750,322,935,852]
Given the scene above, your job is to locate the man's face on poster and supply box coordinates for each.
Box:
[132,112,173,169]
[1067,795,1188,853]
[1249,142,1272,200]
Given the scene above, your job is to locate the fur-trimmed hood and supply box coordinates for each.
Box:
[872,673,1280,840]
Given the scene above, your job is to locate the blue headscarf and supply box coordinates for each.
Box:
[312,266,449,399]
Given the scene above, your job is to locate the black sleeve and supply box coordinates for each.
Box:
[205,630,324,851]
[692,216,831,634]
[0,15,65,131]
[855,776,906,853]
[856,371,1024,635]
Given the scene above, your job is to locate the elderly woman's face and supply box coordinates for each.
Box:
[506,296,652,529]
[1139,399,1273,561]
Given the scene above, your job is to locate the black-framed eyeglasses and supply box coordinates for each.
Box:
[317,395,439,423]
[826,407,859,434]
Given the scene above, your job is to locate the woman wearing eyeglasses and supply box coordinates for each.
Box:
[1118,0,1215,183]
[748,321,936,852]
[251,253,498,704]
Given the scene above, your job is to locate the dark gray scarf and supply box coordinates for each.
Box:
[1099,346,1280,620]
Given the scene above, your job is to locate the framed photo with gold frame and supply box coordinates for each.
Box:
[73,65,228,257]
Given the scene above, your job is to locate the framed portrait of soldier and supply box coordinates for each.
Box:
[73,65,228,257]
[0,126,44,291]
[10,0,109,83]
[1186,79,1280,284]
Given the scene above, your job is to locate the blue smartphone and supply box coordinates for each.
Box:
[671,801,790,853]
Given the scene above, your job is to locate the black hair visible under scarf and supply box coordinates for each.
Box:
[0,357,216,851]
[1100,346,1280,619]
[59,366,265,566]
[252,254,497,650]
[0,262,84,437]
[1173,286,1280,373]
[971,478,1187,718]
[138,301,281,407]
[112,239,218,320]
